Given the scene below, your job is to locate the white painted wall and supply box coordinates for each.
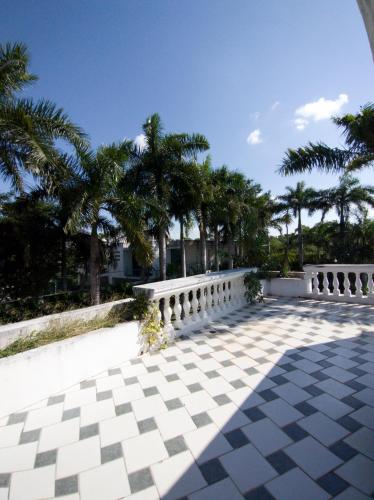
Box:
[0,321,141,417]
[262,278,311,298]
[0,298,133,349]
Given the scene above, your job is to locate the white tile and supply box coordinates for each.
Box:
[159,361,186,375]
[0,423,23,448]
[220,443,277,493]
[39,418,80,452]
[176,352,201,364]
[100,413,139,446]
[355,388,374,407]
[231,356,258,370]
[350,406,374,430]
[80,399,115,426]
[138,372,168,389]
[321,366,356,383]
[345,427,374,460]
[179,368,208,385]
[0,442,37,473]
[242,418,292,456]
[292,359,321,374]
[195,358,221,373]
[142,353,166,367]
[336,454,374,495]
[309,394,351,419]
[23,404,64,431]
[208,403,250,433]
[182,391,217,415]
[266,467,329,500]
[191,344,214,356]
[123,430,167,472]
[210,350,234,362]
[260,398,303,427]
[96,374,124,392]
[151,450,206,500]
[201,377,233,397]
[155,407,196,440]
[132,395,167,421]
[315,379,355,399]
[189,478,242,500]
[121,363,147,378]
[227,387,265,410]
[64,387,97,410]
[299,412,349,446]
[157,380,189,400]
[243,374,275,391]
[217,365,247,382]
[80,458,130,500]
[284,370,318,388]
[112,384,144,405]
[273,382,310,405]
[184,423,232,464]
[356,374,374,390]
[285,436,342,479]
[335,486,372,500]
[9,465,55,500]
[56,436,101,478]
[124,486,160,500]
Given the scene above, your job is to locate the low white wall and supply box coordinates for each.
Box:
[261,278,310,298]
[0,298,134,349]
[0,321,141,417]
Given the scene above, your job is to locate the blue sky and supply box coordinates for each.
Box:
[1,0,373,235]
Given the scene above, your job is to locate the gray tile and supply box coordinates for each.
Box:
[336,454,374,495]
[317,472,349,496]
[62,407,80,421]
[166,374,179,382]
[165,398,183,411]
[55,475,78,497]
[214,394,231,406]
[298,412,349,447]
[96,390,112,401]
[128,467,154,494]
[138,417,157,434]
[108,368,121,376]
[115,402,132,416]
[266,467,328,500]
[206,370,220,379]
[7,411,27,425]
[124,376,138,385]
[80,380,95,389]
[266,450,297,475]
[329,441,358,461]
[184,363,197,370]
[80,423,99,440]
[19,428,40,444]
[164,435,188,456]
[143,386,158,397]
[344,427,374,460]
[192,412,213,428]
[147,365,160,373]
[199,458,228,485]
[101,442,123,464]
[231,379,246,389]
[47,394,65,406]
[0,473,10,487]
[35,449,57,468]
[188,383,203,393]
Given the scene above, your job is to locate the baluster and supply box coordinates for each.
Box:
[333,272,340,296]
[368,273,374,298]
[221,281,228,310]
[206,285,213,314]
[191,288,200,321]
[323,273,330,296]
[163,294,174,334]
[154,298,162,324]
[227,281,233,309]
[218,281,225,311]
[183,291,192,327]
[173,293,183,330]
[313,272,320,295]
[213,284,220,314]
[343,272,351,297]
[200,287,208,320]
[355,273,363,298]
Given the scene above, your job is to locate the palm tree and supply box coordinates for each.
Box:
[318,174,374,260]
[129,114,209,280]
[278,182,318,269]
[0,42,87,191]
[278,104,374,177]
[67,142,152,304]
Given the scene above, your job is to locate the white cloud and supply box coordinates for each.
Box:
[133,133,147,151]
[250,111,261,120]
[247,128,263,145]
[271,101,280,111]
[294,93,348,130]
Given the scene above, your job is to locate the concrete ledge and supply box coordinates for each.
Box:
[0,320,141,417]
[0,298,134,349]
[261,277,310,298]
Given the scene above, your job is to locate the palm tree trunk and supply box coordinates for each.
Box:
[298,207,303,270]
[228,236,234,270]
[180,218,186,278]
[158,227,167,281]
[214,225,219,271]
[90,225,100,305]
[199,222,207,273]
[61,233,68,292]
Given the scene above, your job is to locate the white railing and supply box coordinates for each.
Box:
[133,268,254,337]
[304,264,374,305]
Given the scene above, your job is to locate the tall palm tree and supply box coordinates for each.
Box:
[129,114,209,280]
[67,142,152,304]
[278,104,374,176]
[0,42,87,191]
[278,182,318,270]
[318,174,374,260]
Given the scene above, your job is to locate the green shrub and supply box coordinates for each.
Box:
[243,272,264,304]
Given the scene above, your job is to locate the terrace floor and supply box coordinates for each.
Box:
[0,297,374,499]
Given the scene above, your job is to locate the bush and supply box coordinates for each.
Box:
[243,272,264,304]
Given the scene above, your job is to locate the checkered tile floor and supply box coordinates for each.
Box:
[1,297,374,499]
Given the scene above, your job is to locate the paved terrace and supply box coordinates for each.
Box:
[0,297,374,499]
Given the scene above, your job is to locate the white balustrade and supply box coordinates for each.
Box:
[133,268,255,337]
[304,265,374,305]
